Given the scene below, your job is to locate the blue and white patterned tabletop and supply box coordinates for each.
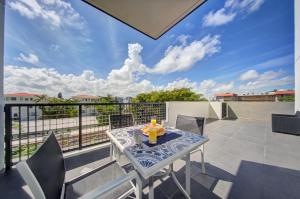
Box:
[108,125,208,176]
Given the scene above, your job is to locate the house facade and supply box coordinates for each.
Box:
[4,93,45,120]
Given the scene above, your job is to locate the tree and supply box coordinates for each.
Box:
[95,95,119,125]
[278,95,295,102]
[132,88,207,103]
[33,94,48,103]
[57,92,63,99]
[40,97,79,119]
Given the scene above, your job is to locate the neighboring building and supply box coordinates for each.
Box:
[4,92,42,104]
[237,94,275,102]
[215,93,238,101]
[71,94,100,103]
[215,90,295,102]
[123,97,133,103]
[4,93,45,120]
[273,90,295,101]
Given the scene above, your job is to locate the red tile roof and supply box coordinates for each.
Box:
[215,93,237,97]
[4,93,41,97]
[274,90,295,95]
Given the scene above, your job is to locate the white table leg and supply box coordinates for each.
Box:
[148,176,154,199]
[185,153,191,195]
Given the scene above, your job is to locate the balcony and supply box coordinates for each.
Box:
[1,102,299,199]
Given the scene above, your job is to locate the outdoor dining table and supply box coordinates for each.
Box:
[106,125,209,199]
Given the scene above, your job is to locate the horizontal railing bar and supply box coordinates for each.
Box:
[4,102,165,107]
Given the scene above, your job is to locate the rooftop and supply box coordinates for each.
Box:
[4,93,41,97]
[1,118,299,199]
[215,93,237,97]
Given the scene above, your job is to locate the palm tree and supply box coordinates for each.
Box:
[33,94,48,103]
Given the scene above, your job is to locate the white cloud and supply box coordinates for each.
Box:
[107,43,147,85]
[213,81,234,92]
[225,0,265,13]
[177,35,190,46]
[150,35,221,74]
[203,0,265,27]
[163,79,197,90]
[17,53,39,64]
[4,65,155,98]
[239,70,294,91]
[240,69,259,81]
[254,54,293,69]
[203,8,236,27]
[8,0,84,29]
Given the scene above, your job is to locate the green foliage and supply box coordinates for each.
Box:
[12,144,38,159]
[132,88,207,103]
[278,95,295,102]
[95,95,119,125]
[39,97,80,119]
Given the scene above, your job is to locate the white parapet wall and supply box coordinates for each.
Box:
[166,101,211,127]
[226,102,294,121]
[295,0,300,112]
[166,101,295,125]
[166,101,224,127]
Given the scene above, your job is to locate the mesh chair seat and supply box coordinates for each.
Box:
[175,115,205,135]
[175,115,206,173]
[65,161,132,199]
[16,133,140,199]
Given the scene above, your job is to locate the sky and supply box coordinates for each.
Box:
[3,0,295,98]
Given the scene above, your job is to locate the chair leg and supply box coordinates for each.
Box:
[200,146,205,174]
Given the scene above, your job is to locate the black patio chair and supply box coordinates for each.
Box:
[176,115,206,173]
[16,133,142,199]
[109,114,135,130]
[272,111,300,136]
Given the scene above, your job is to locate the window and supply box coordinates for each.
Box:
[25,98,29,101]
[11,97,17,101]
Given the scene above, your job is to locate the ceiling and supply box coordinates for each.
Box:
[83,0,206,39]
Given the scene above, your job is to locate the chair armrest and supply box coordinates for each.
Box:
[79,170,142,199]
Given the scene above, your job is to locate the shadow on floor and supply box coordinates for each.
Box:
[1,151,300,199]
[142,160,300,199]
[142,161,234,199]
[64,146,110,171]
[228,160,300,199]
[0,169,32,199]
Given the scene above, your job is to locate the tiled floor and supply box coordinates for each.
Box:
[1,119,300,199]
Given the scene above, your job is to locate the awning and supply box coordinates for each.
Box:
[83,0,206,39]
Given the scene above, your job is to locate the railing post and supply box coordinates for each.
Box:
[79,105,82,150]
[4,105,12,172]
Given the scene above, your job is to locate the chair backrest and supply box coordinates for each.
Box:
[109,114,134,130]
[175,115,205,135]
[17,133,65,199]
[296,111,300,118]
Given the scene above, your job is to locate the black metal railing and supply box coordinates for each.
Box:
[4,102,166,170]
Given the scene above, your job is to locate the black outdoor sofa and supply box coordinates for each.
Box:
[272,111,300,136]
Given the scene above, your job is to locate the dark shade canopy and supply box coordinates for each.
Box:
[83,0,206,39]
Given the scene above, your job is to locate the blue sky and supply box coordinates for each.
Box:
[4,0,295,98]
